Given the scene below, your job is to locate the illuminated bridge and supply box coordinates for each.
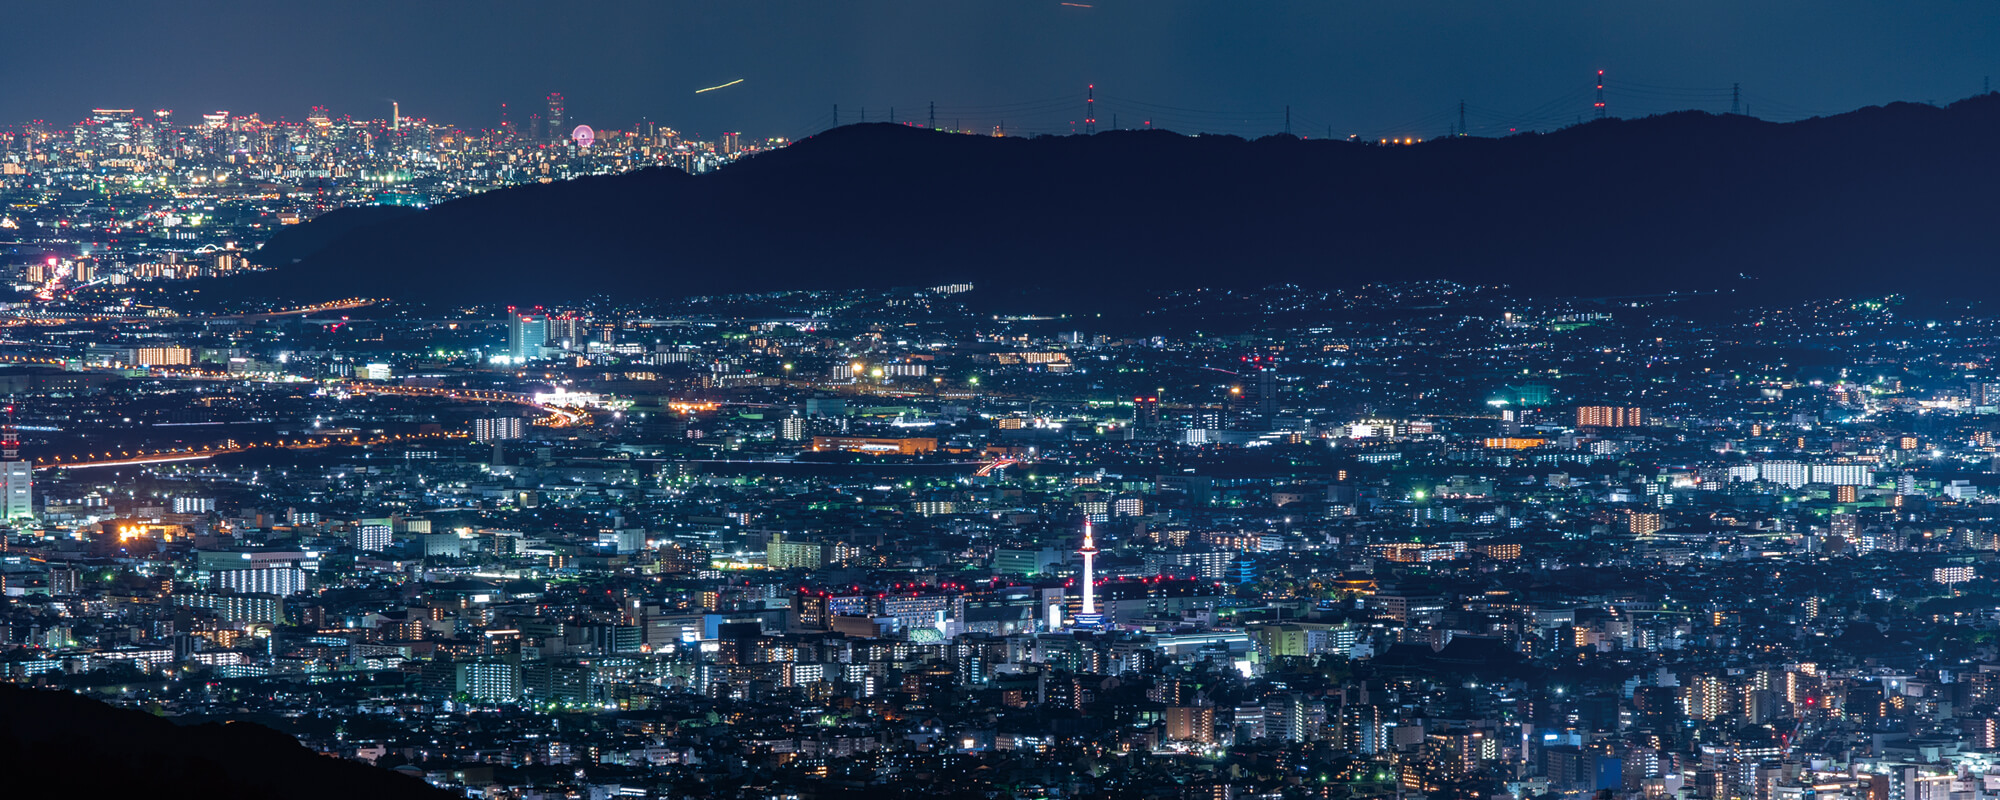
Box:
[34,431,463,471]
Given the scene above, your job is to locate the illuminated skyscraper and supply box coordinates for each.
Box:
[547,314,587,349]
[0,407,31,522]
[507,308,547,363]
[547,93,565,142]
[1230,357,1278,430]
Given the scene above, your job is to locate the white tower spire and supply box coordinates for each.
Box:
[1079,518,1098,617]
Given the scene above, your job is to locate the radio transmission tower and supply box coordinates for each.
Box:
[1085,84,1097,135]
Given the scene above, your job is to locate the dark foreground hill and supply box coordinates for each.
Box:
[225,95,2000,306]
[253,204,422,268]
[0,684,455,799]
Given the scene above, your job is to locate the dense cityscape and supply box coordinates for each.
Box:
[3,268,2000,800]
[8,2,2000,798]
[0,97,778,297]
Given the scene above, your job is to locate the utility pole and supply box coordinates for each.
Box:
[929,101,935,129]
[1458,100,1466,136]
[890,107,895,124]
[833,104,838,128]
[1731,84,1740,115]
[1285,105,1291,136]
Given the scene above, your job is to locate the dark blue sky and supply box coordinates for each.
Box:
[9,1,1997,140]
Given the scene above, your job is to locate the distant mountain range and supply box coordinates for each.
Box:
[0,684,455,799]
[230,95,2000,306]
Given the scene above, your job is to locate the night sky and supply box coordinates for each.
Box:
[9,1,1998,141]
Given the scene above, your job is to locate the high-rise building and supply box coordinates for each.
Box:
[212,566,308,596]
[457,661,522,702]
[1760,461,1809,488]
[350,524,392,553]
[1229,359,1278,429]
[546,93,565,143]
[126,347,193,367]
[767,533,826,570]
[1683,674,1728,720]
[507,309,546,362]
[1165,706,1216,743]
[0,407,30,522]
[1576,406,1646,428]
[789,591,831,632]
[173,497,216,514]
[546,314,587,350]
[171,593,285,625]
[1134,395,1161,431]
[474,417,525,442]
[1809,463,1873,486]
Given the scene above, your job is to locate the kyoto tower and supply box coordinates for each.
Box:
[1079,518,1099,618]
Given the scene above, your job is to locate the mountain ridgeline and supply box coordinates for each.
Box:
[233,95,2000,306]
[0,684,457,799]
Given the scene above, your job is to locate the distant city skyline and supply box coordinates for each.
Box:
[6,1,1998,141]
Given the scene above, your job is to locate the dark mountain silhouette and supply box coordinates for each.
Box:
[224,95,2000,306]
[0,684,456,799]
[253,204,422,268]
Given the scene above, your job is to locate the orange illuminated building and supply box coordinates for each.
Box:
[1483,437,1546,450]
[100,519,186,542]
[811,436,938,455]
[1474,543,1522,560]
[1576,406,1646,427]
